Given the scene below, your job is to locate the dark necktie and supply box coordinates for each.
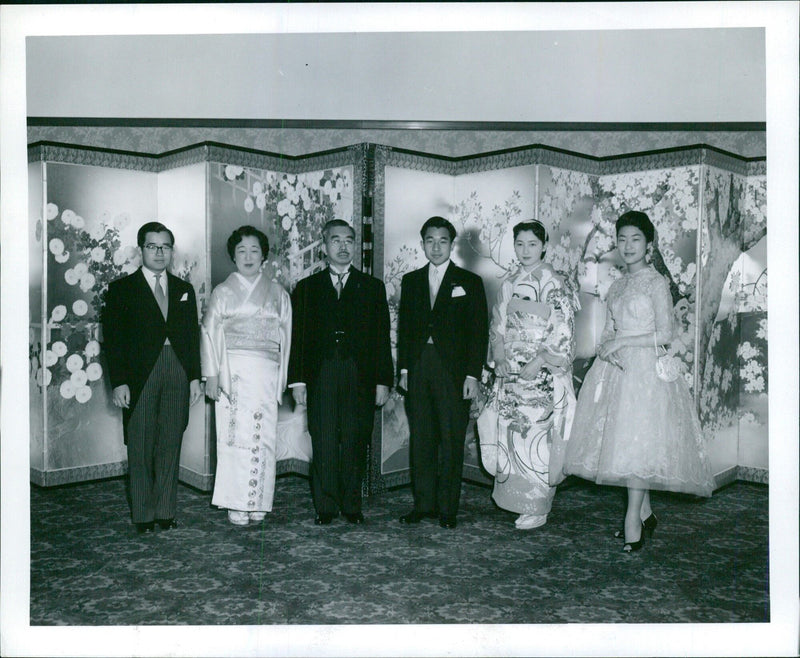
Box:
[154,273,168,319]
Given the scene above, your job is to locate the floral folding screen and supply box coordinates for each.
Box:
[28,142,364,487]
[28,140,765,491]
[371,144,766,491]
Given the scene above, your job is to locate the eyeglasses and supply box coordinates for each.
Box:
[144,244,173,254]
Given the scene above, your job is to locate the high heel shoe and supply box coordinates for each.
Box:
[614,513,658,539]
[622,529,645,553]
[642,513,658,538]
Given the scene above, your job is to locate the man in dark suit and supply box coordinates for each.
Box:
[103,221,203,534]
[397,216,488,529]
[289,219,393,525]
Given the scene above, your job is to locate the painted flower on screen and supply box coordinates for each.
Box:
[50,305,67,322]
[74,386,92,404]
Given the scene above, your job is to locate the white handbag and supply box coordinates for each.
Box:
[654,333,683,382]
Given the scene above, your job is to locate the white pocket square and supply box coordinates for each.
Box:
[180,292,188,302]
[452,286,466,297]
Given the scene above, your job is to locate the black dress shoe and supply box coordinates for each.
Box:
[156,518,177,530]
[314,513,336,525]
[399,510,436,524]
[439,516,457,529]
[135,521,155,534]
[344,512,364,524]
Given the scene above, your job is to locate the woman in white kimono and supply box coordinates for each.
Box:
[484,220,578,530]
[202,226,292,526]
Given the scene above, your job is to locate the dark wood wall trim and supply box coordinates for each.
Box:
[27,118,767,132]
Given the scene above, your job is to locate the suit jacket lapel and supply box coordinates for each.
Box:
[339,266,360,301]
[166,272,184,322]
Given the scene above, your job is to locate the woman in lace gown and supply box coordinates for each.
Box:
[562,211,714,552]
[201,226,292,526]
[488,221,578,529]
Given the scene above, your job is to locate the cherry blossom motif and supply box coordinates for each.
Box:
[66,353,84,373]
[72,215,85,230]
[46,203,59,220]
[44,350,58,367]
[84,340,101,358]
[252,182,263,196]
[59,380,76,399]
[281,216,292,231]
[72,300,89,316]
[62,209,76,225]
[74,386,92,404]
[54,251,70,264]
[73,261,89,277]
[50,305,67,322]
[90,247,106,262]
[49,238,65,255]
[244,197,255,213]
[70,369,88,387]
[80,273,96,292]
[256,193,266,210]
[85,362,103,381]
[51,341,68,357]
[64,269,79,286]
[36,368,52,387]
[286,203,297,220]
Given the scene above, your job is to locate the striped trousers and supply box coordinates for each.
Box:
[126,345,189,523]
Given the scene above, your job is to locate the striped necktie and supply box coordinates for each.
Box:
[334,271,346,299]
[154,273,168,319]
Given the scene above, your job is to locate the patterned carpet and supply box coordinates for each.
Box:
[30,475,768,625]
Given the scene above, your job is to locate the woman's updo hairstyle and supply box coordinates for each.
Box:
[615,210,655,244]
[227,225,270,262]
[512,220,548,257]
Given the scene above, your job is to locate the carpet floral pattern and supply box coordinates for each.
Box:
[30,476,768,625]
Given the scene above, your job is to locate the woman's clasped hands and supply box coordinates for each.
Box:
[597,337,625,370]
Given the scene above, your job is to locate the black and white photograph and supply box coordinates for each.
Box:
[1,3,798,656]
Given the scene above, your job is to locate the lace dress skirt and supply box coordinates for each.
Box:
[563,345,714,496]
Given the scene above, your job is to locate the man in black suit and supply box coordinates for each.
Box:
[103,221,203,534]
[397,216,488,529]
[289,220,393,526]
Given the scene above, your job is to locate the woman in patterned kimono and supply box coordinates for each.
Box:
[486,220,578,530]
[202,226,292,526]
[562,211,714,553]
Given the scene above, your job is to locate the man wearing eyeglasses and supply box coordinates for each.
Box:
[103,221,203,534]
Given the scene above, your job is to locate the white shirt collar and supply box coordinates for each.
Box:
[329,264,351,276]
[142,266,167,290]
[429,260,450,278]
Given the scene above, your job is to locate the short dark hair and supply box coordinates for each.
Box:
[512,220,548,256]
[322,219,355,241]
[137,222,174,248]
[616,211,655,243]
[420,216,456,242]
[227,225,270,261]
